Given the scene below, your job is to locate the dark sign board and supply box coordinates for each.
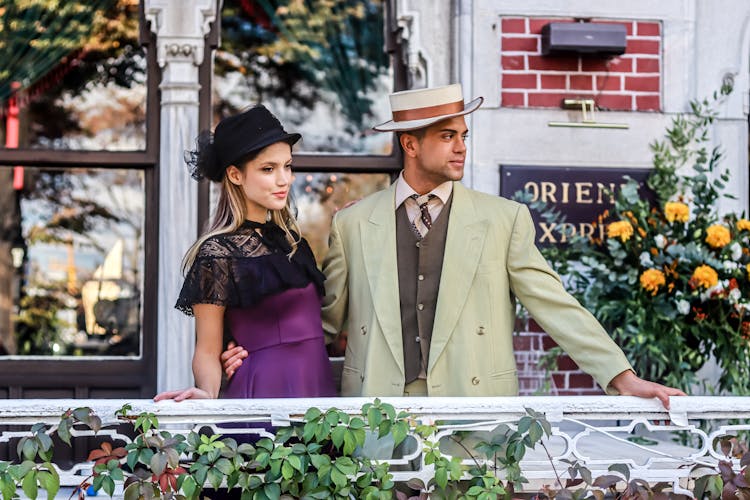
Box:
[499,165,652,245]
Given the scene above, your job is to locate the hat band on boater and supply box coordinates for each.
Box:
[391,100,464,122]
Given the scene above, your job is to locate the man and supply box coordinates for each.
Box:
[223,84,685,407]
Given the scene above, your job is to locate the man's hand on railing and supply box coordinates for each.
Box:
[221,340,248,380]
[609,370,687,409]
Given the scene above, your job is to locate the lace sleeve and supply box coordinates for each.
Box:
[175,255,237,316]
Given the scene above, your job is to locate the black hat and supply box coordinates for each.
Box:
[186,105,301,182]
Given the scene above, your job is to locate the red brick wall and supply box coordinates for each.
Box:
[500,17,661,111]
[514,318,604,396]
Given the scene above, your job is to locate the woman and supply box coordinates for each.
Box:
[155,105,335,401]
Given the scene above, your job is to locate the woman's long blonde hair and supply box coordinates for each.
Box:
[181,148,301,274]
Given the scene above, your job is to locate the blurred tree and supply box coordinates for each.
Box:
[219,0,389,129]
[0,0,137,102]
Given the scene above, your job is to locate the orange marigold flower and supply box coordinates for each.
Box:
[738,219,750,231]
[640,269,666,295]
[650,247,658,256]
[746,263,750,280]
[664,202,690,223]
[742,321,750,340]
[637,227,647,237]
[691,265,719,289]
[705,225,731,248]
[693,307,707,322]
[607,220,634,242]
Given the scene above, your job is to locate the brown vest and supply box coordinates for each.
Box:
[396,194,453,384]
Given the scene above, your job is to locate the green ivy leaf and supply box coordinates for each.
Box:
[342,430,357,456]
[207,467,224,489]
[37,470,58,500]
[150,452,167,476]
[325,411,340,426]
[304,407,322,421]
[330,467,347,488]
[528,421,543,444]
[349,417,365,430]
[57,419,72,446]
[139,448,155,466]
[310,454,329,470]
[608,463,631,482]
[331,425,346,448]
[263,482,280,498]
[377,420,391,439]
[103,476,116,497]
[287,454,302,473]
[435,467,448,490]
[21,471,38,500]
[367,407,382,428]
[22,438,38,462]
[1,475,16,500]
[9,461,34,481]
[182,475,197,499]
[391,422,408,447]
[124,482,140,500]
[93,473,104,492]
[72,408,90,422]
[281,460,294,480]
[215,457,233,475]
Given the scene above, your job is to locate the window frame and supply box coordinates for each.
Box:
[0,2,159,398]
[198,0,406,230]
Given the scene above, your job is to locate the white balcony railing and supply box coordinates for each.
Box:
[2,396,749,497]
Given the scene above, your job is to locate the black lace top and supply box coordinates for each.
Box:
[175,221,325,316]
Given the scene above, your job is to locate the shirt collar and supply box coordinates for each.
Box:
[394,171,453,209]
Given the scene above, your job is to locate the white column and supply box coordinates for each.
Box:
[145,0,217,393]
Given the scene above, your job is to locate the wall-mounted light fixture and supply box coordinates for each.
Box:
[548,98,629,129]
[11,246,24,269]
[541,22,627,56]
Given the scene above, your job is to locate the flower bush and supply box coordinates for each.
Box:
[538,81,750,394]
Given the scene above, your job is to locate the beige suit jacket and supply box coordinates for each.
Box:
[321,181,632,397]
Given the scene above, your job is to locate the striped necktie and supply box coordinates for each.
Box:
[410,193,435,239]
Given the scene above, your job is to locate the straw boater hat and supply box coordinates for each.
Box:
[373,83,483,132]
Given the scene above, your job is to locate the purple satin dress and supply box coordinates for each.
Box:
[175,223,336,399]
[223,283,336,398]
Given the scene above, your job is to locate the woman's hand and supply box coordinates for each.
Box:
[153,387,213,402]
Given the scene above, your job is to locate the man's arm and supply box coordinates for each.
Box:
[506,203,685,407]
[320,212,350,340]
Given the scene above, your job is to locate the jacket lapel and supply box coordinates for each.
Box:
[429,183,487,373]
[360,183,405,375]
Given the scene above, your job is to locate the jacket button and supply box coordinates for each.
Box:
[415,336,421,343]
[471,377,480,385]
[477,326,485,335]
[415,242,420,248]
[361,326,367,335]
[417,303,424,311]
[418,274,424,281]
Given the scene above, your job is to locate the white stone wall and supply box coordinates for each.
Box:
[398,0,750,213]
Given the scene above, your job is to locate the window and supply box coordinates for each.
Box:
[203,0,405,226]
[0,0,157,397]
